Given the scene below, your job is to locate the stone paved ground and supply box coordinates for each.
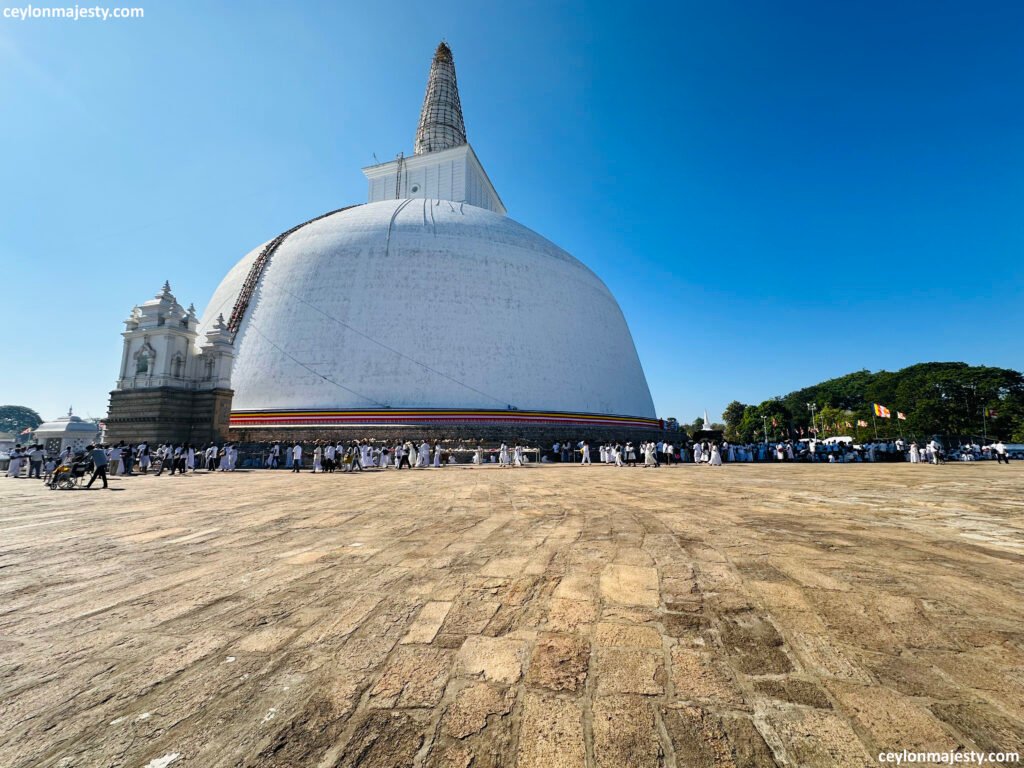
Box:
[1,463,1022,768]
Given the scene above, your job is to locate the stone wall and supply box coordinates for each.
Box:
[106,387,233,445]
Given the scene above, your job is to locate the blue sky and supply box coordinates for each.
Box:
[1,0,1021,424]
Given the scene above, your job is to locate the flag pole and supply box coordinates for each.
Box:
[872,410,878,440]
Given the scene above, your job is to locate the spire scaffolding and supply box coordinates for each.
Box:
[414,42,467,155]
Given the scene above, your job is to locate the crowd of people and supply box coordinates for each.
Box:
[3,434,1013,489]
[280,440,537,471]
[2,440,245,489]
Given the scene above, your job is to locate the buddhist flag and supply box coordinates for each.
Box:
[873,403,891,418]
[771,417,777,427]
[845,421,852,428]
[857,419,868,427]
[20,427,32,434]
[897,412,906,421]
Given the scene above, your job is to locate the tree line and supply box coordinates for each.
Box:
[706,362,1024,443]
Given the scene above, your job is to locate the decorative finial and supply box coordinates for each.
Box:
[414,41,467,155]
[162,280,172,294]
[68,405,73,417]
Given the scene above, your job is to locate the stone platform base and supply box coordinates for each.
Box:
[106,387,233,445]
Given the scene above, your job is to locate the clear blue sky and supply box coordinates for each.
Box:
[2,0,1021,424]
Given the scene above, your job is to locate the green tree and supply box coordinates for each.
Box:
[757,398,792,438]
[737,405,763,442]
[722,401,748,442]
[0,405,42,437]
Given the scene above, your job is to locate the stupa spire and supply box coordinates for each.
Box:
[414,41,467,155]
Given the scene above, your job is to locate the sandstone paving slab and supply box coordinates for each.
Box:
[543,598,598,633]
[594,621,663,648]
[332,709,432,768]
[757,704,873,767]
[525,633,589,692]
[592,694,664,768]
[515,691,586,768]
[930,701,1024,753]
[455,634,529,684]
[826,680,962,753]
[400,600,453,645]
[440,682,515,739]
[600,604,661,625]
[600,564,660,608]
[595,647,665,695]
[662,704,781,768]
[750,677,832,708]
[717,610,794,675]
[367,646,454,708]
[552,571,598,601]
[670,646,746,708]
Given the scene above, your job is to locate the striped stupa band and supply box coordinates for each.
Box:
[230,409,663,430]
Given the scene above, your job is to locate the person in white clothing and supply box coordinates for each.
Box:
[708,443,723,466]
[993,440,1009,464]
[291,443,303,472]
[643,442,656,467]
[433,443,442,468]
[581,441,591,465]
[6,447,24,477]
[138,444,152,473]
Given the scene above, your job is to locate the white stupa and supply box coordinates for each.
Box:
[197,42,658,433]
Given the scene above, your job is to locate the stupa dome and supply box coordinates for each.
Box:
[198,200,656,429]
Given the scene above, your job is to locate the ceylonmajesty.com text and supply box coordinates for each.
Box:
[2,4,144,21]
[879,751,1020,765]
